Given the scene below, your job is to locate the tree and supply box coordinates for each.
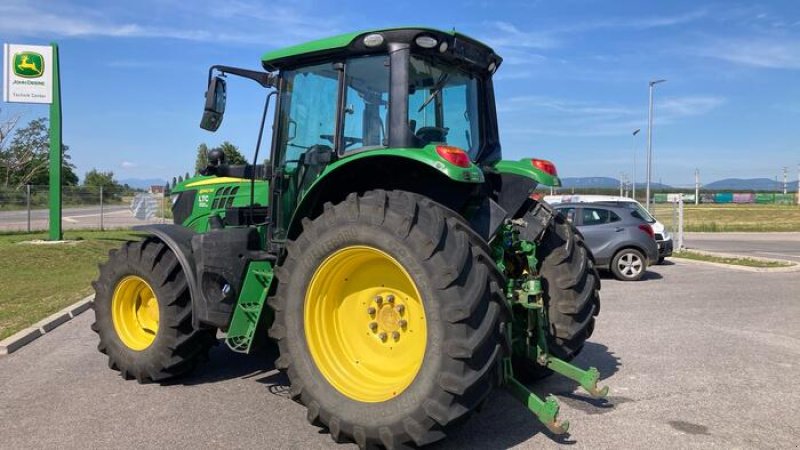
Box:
[194,143,209,174]
[218,141,248,165]
[0,116,78,188]
[84,168,123,198]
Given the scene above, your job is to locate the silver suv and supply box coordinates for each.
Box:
[554,203,659,281]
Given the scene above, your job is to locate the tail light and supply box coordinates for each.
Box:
[436,145,471,168]
[531,158,557,176]
[638,223,655,239]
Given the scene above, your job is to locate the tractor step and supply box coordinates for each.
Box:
[225,260,274,353]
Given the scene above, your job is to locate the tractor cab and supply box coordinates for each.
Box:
[200,28,509,240]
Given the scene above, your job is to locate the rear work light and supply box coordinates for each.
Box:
[638,223,655,239]
[531,158,558,176]
[436,145,471,168]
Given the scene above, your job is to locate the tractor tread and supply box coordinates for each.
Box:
[92,237,215,383]
[268,189,506,449]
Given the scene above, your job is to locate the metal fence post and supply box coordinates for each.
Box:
[100,186,104,231]
[678,197,684,251]
[26,184,31,233]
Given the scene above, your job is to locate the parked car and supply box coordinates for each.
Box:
[544,194,673,263]
[553,203,659,281]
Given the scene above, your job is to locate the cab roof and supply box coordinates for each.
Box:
[261,27,498,71]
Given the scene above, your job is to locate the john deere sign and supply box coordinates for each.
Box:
[3,44,53,104]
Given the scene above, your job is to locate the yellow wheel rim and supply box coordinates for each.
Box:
[304,246,427,403]
[111,275,160,351]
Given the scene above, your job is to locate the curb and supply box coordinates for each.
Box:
[0,295,94,356]
[673,250,800,273]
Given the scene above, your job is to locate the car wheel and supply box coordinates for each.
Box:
[611,248,647,281]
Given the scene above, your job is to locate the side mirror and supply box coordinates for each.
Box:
[200,76,226,131]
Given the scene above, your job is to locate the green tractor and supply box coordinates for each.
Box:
[93,27,605,447]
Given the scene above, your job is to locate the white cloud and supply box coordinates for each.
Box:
[0,0,341,45]
[697,39,800,70]
[121,161,137,169]
[499,94,724,137]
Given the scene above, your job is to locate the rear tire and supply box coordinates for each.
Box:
[269,190,507,448]
[92,238,216,382]
[611,248,647,281]
[514,201,601,380]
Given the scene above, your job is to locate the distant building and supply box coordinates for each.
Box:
[149,185,165,195]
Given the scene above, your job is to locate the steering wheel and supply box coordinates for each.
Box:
[320,134,363,149]
[415,127,449,144]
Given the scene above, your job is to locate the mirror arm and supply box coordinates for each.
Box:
[208,65,275,88]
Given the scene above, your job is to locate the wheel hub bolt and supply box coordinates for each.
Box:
[398,319,407,328]
[374,295,383,305]
[367,306,376,315]
[392,331,400,341]
[378,332,387,342]
[395,304,405,314]
[369,322,378,332]
[386,294,395,303]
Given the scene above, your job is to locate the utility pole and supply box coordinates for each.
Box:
[797,163,800,206]
[619,172,624,197]
[783,166,788,195]
[695,168,700,205]
[632,128,640,201]
[646,79,666,211]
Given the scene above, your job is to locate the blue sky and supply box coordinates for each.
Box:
[1,0,799,186]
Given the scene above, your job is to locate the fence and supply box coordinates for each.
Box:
[654,191,798,205]
[0,185,168,232]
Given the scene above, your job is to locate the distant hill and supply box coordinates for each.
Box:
[119,178,168,189]
[704,178,799,191]
[561,177,671,190]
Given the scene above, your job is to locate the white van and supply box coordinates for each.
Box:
[543,194,673,263]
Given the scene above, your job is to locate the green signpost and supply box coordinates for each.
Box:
[48,43,62,240]
[3,42,62,240]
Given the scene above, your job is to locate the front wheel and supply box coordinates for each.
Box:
[269,190,506,448]
[611,248,647,281]
[92,238,216,382]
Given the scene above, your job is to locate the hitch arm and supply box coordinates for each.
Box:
[503,359,570,434]
[545,356,609,399]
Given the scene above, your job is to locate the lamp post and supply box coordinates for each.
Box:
[632,128,640,200]
[646,79,666,210]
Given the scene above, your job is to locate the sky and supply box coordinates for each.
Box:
[1,0,799,187]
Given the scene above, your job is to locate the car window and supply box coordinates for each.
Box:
[609,211,621,223]
[581,208,611,226]
[556,207,576,223]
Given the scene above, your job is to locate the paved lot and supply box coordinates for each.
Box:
[0,205,164,231]
[684,232,800,263]
[2,260,799,449]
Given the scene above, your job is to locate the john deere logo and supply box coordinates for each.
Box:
[13,52,44,78]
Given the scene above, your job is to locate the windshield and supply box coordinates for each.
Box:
[407,55,481,158]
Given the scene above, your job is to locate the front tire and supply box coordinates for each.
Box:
[92,238,216,382]
[611,248,647,281]
[269,190,506,448]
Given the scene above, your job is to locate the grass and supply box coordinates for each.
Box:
[672,249,793,268]
[651,203,800,232]
[0,230,141,340]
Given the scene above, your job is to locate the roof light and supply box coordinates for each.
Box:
[415,35,438,48]
[439,41,449,53]
[531,158,557,176]
[488,61,497,73]
[363,34,384,47]
[436,145,471,168]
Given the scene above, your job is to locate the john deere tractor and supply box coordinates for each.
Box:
[93,27,605,448]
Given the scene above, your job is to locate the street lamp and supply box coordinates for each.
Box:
[646,79,666,210]
[632,128,640,200]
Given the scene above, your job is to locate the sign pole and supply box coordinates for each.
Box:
[48,42,62,240]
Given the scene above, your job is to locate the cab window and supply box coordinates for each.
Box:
[342,56,390,152]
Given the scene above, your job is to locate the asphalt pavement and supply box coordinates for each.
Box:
[684,232,800,262]
[0,205,163,231]
[1,260,799,448]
